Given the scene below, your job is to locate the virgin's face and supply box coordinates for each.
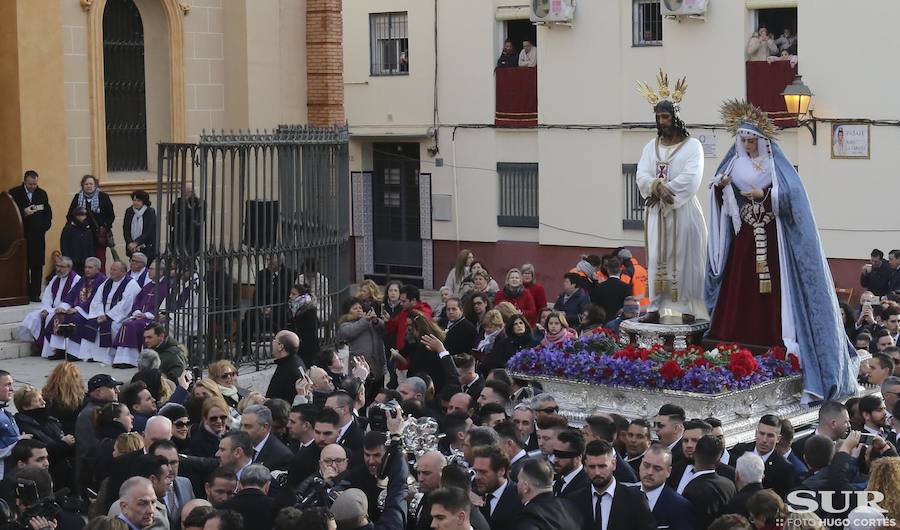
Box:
[507,272,522,288]
[741,136,759,157]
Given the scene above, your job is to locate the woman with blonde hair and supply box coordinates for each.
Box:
[355,279,384,315]
[444,249,474,295]
[112,432,145,458]
[494,301,520,324]
[868,456,900,525]
[42,361,85,433]
[208,360,248,409]
[189,397,230,457]
[494,268,537,326]
[476,309,506,354]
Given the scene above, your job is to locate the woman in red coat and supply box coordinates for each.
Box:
[494,268,537,326]
[520,263,547,312]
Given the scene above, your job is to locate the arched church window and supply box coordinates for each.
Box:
[103,0,148,172]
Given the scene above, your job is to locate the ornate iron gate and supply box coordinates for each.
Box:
[155,127,351,369]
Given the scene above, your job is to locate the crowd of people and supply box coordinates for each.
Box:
[746,26,798,64]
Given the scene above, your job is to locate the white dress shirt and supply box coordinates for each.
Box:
[518,47,537,67]
[675,464,694,494]
[510,449,527,465]
[559,465,584,494]
[753,447,775,463]
[641,484,665,511]
[486,480,508,515]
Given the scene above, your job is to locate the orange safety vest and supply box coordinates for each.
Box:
[629,257,650,306]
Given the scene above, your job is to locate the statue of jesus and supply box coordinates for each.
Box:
[635,71,708,324]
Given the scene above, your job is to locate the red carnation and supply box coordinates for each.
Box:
[692,357,712,369]
[660,360,684,381]
[587,367,597,376]
[603,367,613,377]
[788,354,800,372]
[771,346,787,360]
[533,363,542,371]
[728,349,759,379]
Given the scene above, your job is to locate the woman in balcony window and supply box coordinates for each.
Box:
[706,100,857,401]
[494,268,537,326]
[746,27,777,61]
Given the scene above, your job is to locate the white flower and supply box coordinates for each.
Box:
[707,348,720,359]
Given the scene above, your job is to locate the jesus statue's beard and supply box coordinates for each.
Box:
[658,124,676,138]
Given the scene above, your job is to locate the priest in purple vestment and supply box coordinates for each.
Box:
[18,256,80,346]
[114,261,170,365]
[80,260,142,367]
[42,256,107,360]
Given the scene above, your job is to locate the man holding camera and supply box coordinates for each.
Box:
[861,249,893,297]
[9,170,53,303]
[5,466,84,530]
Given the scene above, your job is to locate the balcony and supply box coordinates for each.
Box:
[746,60,796,124]
[495,67,537,128]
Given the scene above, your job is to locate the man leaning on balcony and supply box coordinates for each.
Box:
[518,40,537,67]
[497,40,518,68]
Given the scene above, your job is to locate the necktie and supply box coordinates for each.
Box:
[165,489,176,517]
[594,492,604,529]
[483,493,495,516]
[553,478,565,495]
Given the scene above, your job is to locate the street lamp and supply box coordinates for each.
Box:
[781,75,817,145]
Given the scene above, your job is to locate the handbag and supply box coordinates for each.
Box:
[87,207,114,248]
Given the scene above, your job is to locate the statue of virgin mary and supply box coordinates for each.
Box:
[705,100,858,401]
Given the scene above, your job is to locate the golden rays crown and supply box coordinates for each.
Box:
[720,98,778,139]
[636,69,688,107]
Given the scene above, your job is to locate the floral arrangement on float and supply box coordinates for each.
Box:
[507,328,801,395]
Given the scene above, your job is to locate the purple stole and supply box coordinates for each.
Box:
[92,277,133,347]
[39,273,78,342]
[131,268,149,286]
[115,278,170,346]
[50,272,77,304]
[51,273,106,339]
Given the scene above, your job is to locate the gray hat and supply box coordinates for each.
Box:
[617,248,633,260]
[331,488,368,523]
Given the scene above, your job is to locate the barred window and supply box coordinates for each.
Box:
[497,163,538,228]
[633,0,663,46]
[370,12,409,76]
[622,163,644,229]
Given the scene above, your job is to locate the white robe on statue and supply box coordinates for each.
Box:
[636,137,709,319]
[81,278,142,364]
[17,273,81,341]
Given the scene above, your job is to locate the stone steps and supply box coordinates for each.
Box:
[0,303,40,360]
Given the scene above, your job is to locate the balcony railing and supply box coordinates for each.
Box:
[495,67,538,128]
[746,60,796,124]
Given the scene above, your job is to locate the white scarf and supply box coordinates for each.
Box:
[131,205,147,241]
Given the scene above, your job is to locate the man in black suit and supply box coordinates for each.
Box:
[516,459,584,530]
[668,420,736,494]
[265,330,305,404]
[220,464,279,530]
[728,414,795,498]
[582,439,656,530]
[624,419,653,475]
[638,444,693,530]
[512,405,540,453]
[682,435,736,530]
[325,391,365,454]
[790,400,849,466]
[472,445,523,530]
[582,414,640,484]
[456,354,485,400]
[721,452,765,519]
[287,405,327,487]
[346,431,390,522]
[240,404,293,472]
[412,451,449,530]
[551,429,593,530]
[241,255,296,356]
[444,297,479,355]
[589,257,632,321]
[9,170,52,302]
[654,404,686,465]
[495,421,530,482]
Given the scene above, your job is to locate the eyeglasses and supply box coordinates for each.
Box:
[174,420,192,428]
[219,372,237,379]
[535,406,559,414]
[322,458,347,466]
[208,415,228,422]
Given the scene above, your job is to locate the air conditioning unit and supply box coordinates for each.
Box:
[661,0,708,16]
[530,0,575,24]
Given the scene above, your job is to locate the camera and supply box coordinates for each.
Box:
[191,366,203,384]
[0,479,61,530]
[367,400,401,433]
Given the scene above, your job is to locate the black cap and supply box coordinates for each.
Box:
[88,374,123,392]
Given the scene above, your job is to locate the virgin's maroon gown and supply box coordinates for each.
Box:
[708,188,783,347]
